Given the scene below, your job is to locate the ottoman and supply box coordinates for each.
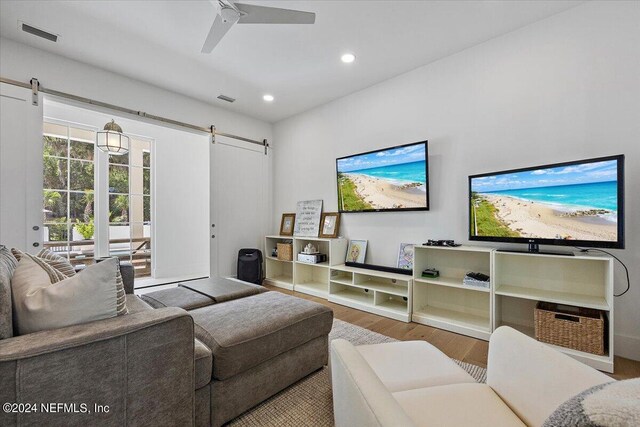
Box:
[190,291,334,426]
[140,277,266,310]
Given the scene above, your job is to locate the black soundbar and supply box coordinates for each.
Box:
[344,262,412,276]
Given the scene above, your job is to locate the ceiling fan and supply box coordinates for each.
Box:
[202,0,316,53]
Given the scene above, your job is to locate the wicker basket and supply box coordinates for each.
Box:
[534,302,605,355]
[276,243,293,261]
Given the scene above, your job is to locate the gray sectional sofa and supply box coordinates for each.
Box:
[0,248,333,426]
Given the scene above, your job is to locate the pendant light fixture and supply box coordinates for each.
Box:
[96,119,129,155]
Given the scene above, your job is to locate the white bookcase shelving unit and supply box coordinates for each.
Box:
[412,246,493,340]
[264,235,348,298]
[328,265,412,322]
[264,236,615,371]
[493,251,614,372]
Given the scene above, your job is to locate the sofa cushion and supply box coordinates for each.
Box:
[194,338,213,390]
[356,340,476,392]
[0,245,17,339]
[140,286,214,310]
[543,378,640,427]
[190,291,333,380]
[126,294,154,314]
[392,383,526,427]
[180,277,266,303]
[11,256,119,335]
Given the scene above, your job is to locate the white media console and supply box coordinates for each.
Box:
[264,236,615,372]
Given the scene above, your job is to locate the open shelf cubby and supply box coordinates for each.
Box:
[413,281,491,340]
[263,236,295,290]
[328,265,411,322]
[412,246,493,340]
[264,257,294,290]
[494,294,614,372]
[294,262,330,298]
[494,251,613,310]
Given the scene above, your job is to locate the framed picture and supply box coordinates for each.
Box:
[280,213,296,236]
[346,240,367,263]
[397,243,415,270]
[293,199,323,237]
[319,212,340,238]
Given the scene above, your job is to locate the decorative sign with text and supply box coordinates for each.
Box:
[293,200,323,237]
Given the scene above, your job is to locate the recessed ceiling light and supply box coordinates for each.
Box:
[341,53,356,63]
[263,94,274,102]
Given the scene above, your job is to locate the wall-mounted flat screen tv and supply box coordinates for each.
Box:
[337,141,429,213]
[469,155,624,249]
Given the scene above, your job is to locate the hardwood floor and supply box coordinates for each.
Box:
[265,284,640,380]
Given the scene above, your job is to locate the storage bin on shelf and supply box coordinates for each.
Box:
[276,243,293,261]
[534,302,605,355]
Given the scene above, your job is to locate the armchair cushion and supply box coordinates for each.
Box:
[11,256,118,335]
[356,340,475,392]
[392,383,526,427]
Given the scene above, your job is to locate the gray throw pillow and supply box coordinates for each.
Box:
[544,378,640,426]
[12,249,128,315]
[11,256,120,335]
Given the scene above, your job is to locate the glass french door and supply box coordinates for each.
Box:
[42,119,152,278]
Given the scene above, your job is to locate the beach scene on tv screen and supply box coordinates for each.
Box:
[337,143,427,211]
[470,160,618,242]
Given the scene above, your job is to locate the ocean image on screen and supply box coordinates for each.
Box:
[470,160,618,241]
[337,143,427,211]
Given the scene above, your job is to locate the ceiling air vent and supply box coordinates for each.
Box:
[217,94,236,103]
[21,23,58,42]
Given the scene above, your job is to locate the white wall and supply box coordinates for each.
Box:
[272,2,640,359]
[0,37,274,280]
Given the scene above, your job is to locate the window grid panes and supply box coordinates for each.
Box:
[108,138,151,277]
[43,122,95,264]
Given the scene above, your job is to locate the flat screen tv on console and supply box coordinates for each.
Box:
[469,155,624,251]
[337,141,429,213]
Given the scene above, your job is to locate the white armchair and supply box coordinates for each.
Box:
[331,326,613,427]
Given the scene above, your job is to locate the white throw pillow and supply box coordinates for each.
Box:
[11,256,119,335]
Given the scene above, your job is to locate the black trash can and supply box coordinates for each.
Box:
[237,248,263,285]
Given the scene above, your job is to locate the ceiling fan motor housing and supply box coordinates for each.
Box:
[221,6,240,23]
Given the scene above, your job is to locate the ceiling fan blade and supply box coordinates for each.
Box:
[201,13,236,53]
[235,3,315,24]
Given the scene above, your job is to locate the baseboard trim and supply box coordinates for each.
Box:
[615,333,640,361]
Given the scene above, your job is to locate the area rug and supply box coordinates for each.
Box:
[228,319,487,426]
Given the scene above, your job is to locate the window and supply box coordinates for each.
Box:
[108,137,152,277]
[43,121,96,259]
[42,120,152,278]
